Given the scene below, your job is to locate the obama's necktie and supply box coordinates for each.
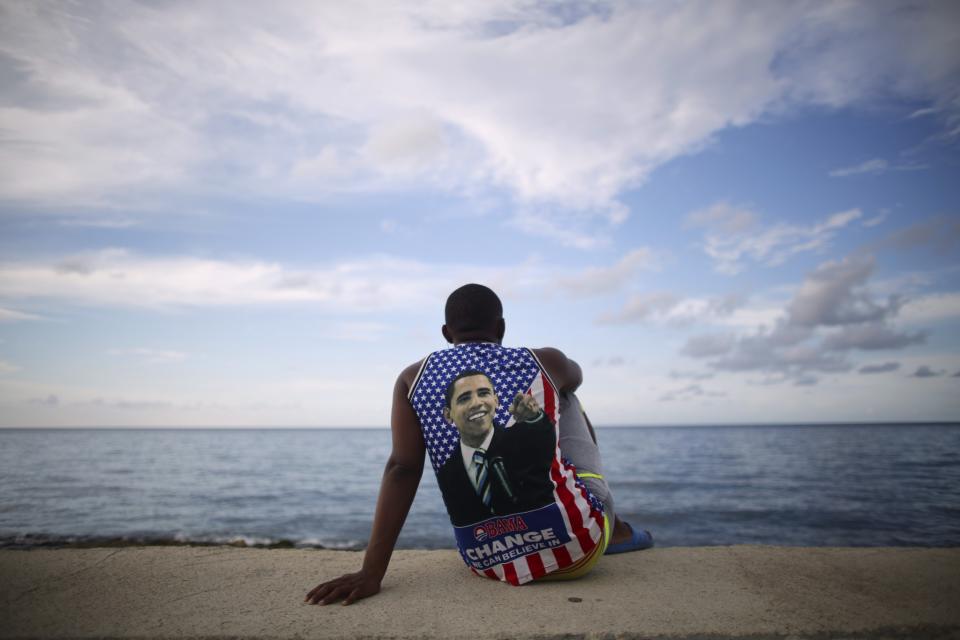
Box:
[472,449,492,507]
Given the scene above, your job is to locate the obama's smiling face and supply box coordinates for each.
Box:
[443,372,499,447]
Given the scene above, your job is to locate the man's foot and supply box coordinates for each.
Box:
[605,517,653,555]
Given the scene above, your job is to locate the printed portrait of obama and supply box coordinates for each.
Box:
[437,369,557,527]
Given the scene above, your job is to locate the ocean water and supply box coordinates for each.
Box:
[1,425,958,549]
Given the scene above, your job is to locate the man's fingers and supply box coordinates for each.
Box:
[342,587,361,606]
[305,583,327,601]
[510,392,525,415]
[305,585,323,603]
[308,583,336,604]
[319,585,345,605]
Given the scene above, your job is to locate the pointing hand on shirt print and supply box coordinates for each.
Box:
[509,392,542,423]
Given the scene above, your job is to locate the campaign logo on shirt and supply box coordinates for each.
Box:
[455,503,572,571]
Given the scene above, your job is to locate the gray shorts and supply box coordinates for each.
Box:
[557,392,615,524]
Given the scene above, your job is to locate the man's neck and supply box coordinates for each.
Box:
[452,334,500,345]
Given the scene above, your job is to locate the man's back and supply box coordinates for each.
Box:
[406,341,605,584]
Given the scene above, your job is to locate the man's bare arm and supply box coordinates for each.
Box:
[533,347,582,393]
[305,362,425,606]
[532,346,598,443]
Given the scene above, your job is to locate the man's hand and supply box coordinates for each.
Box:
[305,570,380,606]
[509,392,541,422]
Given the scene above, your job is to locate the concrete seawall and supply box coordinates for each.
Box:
[2,546,959,639]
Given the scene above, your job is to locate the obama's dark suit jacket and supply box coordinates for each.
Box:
[436,412,557,527]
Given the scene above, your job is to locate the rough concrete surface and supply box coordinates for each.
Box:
[1,546,958,639]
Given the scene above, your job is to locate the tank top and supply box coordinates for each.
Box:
[408,342,605,585]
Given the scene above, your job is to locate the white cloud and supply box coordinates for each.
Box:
[829,158,888,177]
[687,203,862,274]
[787,255,896,327]
[0,249,457,310]
[681,253,929,382]
[1,1,958,239]
[0,247,647,311]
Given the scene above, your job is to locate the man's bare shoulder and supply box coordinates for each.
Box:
[532,346,565,360]
[396,358,426,394]
[531,346,569,371]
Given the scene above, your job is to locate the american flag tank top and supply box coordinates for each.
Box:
[408,342,605,585]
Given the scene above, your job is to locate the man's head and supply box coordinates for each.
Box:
[442,283,504,345]
[443,370,500,446]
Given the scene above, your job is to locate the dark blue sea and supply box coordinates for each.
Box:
[1,425,958,549]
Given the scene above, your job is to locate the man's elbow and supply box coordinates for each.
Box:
[563,360,583,393]
[384,456,423,482]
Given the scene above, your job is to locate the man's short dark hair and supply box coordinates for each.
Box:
[444,284,503,334]
[445,369,495,409]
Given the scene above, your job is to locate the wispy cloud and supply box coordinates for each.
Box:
[879,217,960,256]
[899,292,960,325]
[911,365,945,378]
[829,158,930,178]
[0,306,42,322]
[597,292,743,325]
[862,212,888,228]
[659,384,725,403]
[0,359,20,375]
[829,158,888,177]
[506,211,611,250]
[107,347,188,364]
[325,322,389,343]
[859,362,900,374]
[687,203,862,274]
[559,248,659,295]
[28,394,59,407]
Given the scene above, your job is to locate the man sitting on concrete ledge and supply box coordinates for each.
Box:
[306,283,652,605]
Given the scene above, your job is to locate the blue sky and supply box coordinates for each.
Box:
[0,1,958,427]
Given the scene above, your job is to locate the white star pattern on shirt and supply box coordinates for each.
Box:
[410,343,542,472]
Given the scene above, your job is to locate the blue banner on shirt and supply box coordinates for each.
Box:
[453,502,572,571]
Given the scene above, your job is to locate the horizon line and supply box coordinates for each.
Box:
[1,421,958,430]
